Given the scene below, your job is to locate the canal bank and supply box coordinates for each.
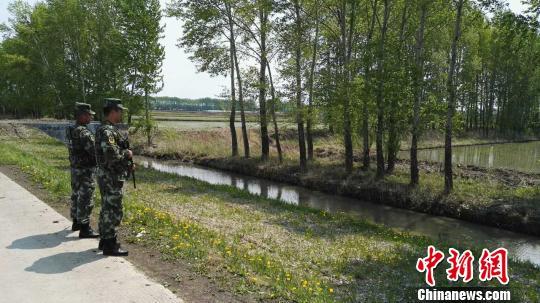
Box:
[137,146,540,237]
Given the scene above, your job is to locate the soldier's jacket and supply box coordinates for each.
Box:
[95,120,130,181]
[66,123,97,168]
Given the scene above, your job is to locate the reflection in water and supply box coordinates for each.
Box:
[399,141,540,173]
[139,157,540,267]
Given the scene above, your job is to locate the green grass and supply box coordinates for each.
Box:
[1,127,539,302]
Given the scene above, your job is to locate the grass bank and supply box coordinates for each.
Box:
[1,125,539,302]
[133,127,540,237]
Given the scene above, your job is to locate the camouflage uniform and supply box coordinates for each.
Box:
[66,115,97,226]
[96,120,131,240]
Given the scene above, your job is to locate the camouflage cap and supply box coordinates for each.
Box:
[75,102,96,116]
[103,98,127,111]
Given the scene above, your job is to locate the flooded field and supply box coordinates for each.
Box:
[400,141,540,173]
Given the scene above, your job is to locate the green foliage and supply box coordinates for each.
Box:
[1,0,539,180]
[0,0,164,119]
[167,0,230,76]
[116,0,165,143]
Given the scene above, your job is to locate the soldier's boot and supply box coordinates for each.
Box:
[72,219,81,231]
[103,237,128,256]
[98,239,104,250]
[79,223,100,238]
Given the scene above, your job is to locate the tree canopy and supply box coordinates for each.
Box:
[0,0,164,120]
[1,0,539,190]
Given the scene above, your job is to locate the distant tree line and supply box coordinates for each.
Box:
[152,96,259,112]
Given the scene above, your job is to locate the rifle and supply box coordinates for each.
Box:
[122,134,136,189]
[128,156,137,189]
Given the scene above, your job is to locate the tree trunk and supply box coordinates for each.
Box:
[145,90,151,146]
[444,0,465,194]
[129,75,137,126]
[231,19,250,158]
[295,0,307,171]
[259,8,270,160]
[228,53,239,157]
[227,5,239,157]
[306,1,320,161]
[487,76,495,136]
[386,0,409,174]
[339,0,355,174]
[375,0,390,179]
[410,1,427,186]
[361,0,378,171]
[75,39,86,104]
[267,62,283,163]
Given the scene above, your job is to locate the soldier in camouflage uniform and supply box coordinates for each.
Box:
[95,98,132,256]
[66,103,100,238]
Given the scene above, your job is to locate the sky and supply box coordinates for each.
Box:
[0,0,531,99]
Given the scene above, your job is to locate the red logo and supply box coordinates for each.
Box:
[446,248,474,283]
[416,245,445,287]
[417,246,508,286]
[479,248,509,285]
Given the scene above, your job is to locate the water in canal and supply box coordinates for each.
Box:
[399,141,540,173]
[139,157,540,267]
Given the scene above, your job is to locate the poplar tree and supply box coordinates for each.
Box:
[117,0,165,146]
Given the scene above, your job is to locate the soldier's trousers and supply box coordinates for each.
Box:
[97,169,124,240]
[69,167,96,224]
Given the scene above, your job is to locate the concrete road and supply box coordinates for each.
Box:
[0,172,182,303]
